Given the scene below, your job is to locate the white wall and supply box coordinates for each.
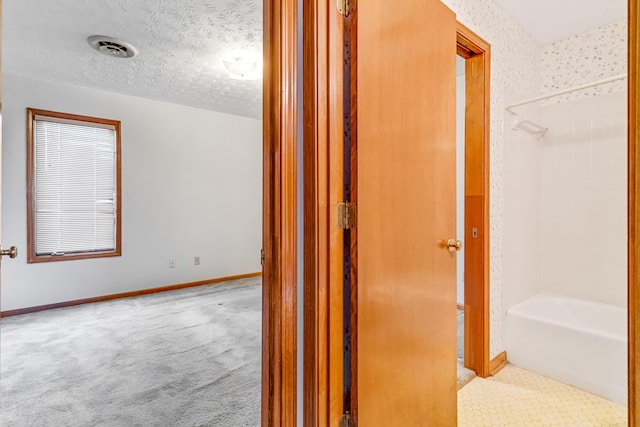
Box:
[1,74,262,311]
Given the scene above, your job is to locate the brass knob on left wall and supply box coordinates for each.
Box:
[446,239,463,253]
[0,245,18,259]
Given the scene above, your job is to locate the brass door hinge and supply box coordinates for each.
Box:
[338,202,356,229]
[260,249,265,266]
[337,0,356,17]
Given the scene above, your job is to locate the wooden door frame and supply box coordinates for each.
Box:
[264,0,346,425]
[456,23,492,378]
[302,0,345,425]
[262,0,298,425]
[629,0,638,424]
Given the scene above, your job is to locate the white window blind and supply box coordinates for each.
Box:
[33,116,117,255]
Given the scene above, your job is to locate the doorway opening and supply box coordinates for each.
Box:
[456,53,473,386]
[456,23,492,379]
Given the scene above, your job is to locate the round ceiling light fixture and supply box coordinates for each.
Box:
[87,35,138,59]
[222,56,262,80]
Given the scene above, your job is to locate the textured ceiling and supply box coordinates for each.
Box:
[4,0,263,119]
[4,1,627,118]
[493,0,627,45]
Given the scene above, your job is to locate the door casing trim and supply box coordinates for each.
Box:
[302,0,345,425]
[262,0,298,425]
[456,22,491,378]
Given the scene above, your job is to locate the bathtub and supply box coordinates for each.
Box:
[505,293,627,405]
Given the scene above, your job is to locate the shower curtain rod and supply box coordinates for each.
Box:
[505,73,627,113]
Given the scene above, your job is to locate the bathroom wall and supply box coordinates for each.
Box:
[541,20,627,100]
[442,0,542,358]
[502,103,543,312]
[538,21,628,308]
[537,91,627,307]
[503,19,628,311]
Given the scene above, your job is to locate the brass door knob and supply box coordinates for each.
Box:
[446,239,462,253]
[0,245,18,259]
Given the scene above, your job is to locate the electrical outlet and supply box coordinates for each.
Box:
[194,256,200,266]
[169,259,176,268]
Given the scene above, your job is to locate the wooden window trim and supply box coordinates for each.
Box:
[26,108,122,263]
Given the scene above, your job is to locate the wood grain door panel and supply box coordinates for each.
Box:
[356,0,458,424]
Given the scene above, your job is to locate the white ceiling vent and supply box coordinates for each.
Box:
[87,35,138,59]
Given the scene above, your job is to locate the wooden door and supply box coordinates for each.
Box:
[355,0,458,425]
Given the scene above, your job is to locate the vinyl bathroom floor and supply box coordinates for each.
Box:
[458,364,627,426]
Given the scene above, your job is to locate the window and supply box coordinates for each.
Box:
[27,108,121,263]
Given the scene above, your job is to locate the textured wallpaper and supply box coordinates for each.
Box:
[541,20,628,103]
[441,0,542,359]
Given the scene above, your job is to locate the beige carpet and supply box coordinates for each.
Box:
[1,277,262,427]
